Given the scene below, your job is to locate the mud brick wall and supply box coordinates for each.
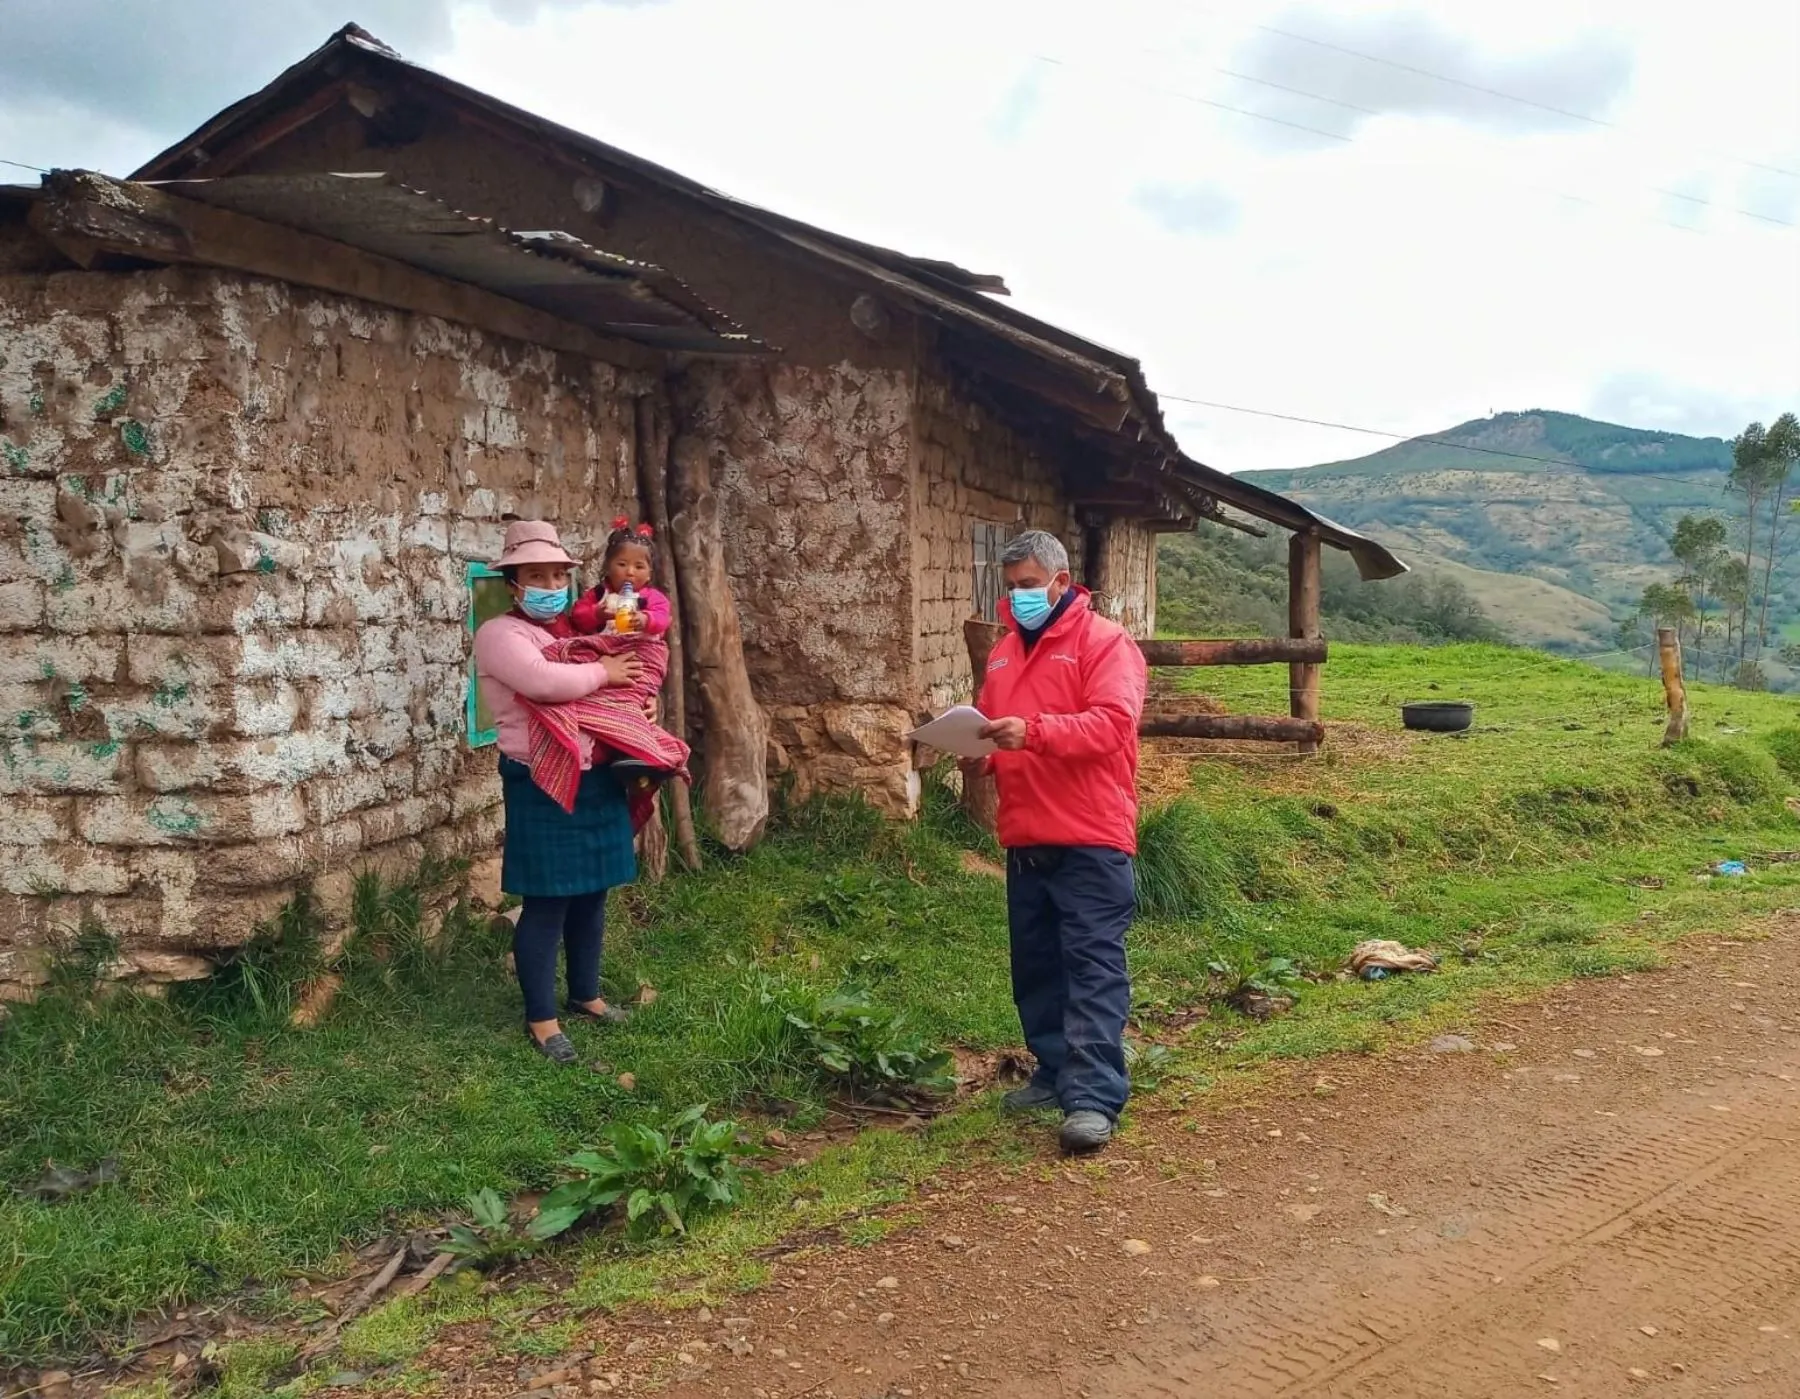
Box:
[912,372,1080,712]
[1092,519,1157,639]
[0,266,643,999]
[676,360,921,816]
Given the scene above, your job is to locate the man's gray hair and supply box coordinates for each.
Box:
[1000,528,1069,575]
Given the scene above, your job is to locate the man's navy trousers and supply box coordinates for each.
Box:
[1006,844,1135,1120]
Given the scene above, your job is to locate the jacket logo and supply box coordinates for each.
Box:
[1050,653,1078,664]
[987,657,1009,670]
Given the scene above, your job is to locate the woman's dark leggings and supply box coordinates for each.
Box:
[513,892,607,1024]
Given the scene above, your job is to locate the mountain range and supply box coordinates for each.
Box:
[1237,410,1750,654]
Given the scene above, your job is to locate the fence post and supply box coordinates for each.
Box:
[1288,530,1323,754]
[1657,626,1689,746]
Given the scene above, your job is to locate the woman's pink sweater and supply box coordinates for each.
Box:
[473,613,613,766]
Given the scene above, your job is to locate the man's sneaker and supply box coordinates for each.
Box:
[1059,1110,1114,1154]
[1001,1080,1060,1114]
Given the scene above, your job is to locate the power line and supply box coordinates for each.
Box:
[1034,53,1793,235]
[0,158,47,175]
[1252,21,1800,183]
[1034,56,1353,147]
[1158,392,1730,489]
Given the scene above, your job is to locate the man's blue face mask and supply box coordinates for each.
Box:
[1010,586,1054,631]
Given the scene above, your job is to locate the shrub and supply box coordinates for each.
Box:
[772,986,955,1099]
[440,1188,541,1269]
[1135,799,1245,922]
[533,1106,754,1241]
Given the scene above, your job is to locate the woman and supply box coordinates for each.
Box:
[473,519,648,1064]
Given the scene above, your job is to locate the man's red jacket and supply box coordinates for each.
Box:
[974,587,1148,855]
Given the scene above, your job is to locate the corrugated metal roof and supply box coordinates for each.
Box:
[130,28,1405,577]
[150,171,766,355]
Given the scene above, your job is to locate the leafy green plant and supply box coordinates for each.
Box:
[439,1189,540,1269]
[770,986,955,1099]
[533,1106,754,1241]
[1206,939,1305,1017]
[1122,1040,1178,1090]
[799,871,895,931]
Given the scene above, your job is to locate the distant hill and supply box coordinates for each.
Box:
[1234,410,1750,654]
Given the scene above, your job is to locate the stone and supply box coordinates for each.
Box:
[1429,1035,1477,1054]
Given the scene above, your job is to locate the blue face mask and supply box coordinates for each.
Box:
[519,586,569,622]
[1010,586,1054,631]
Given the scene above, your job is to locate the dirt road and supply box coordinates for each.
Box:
[473,923,1800,1399]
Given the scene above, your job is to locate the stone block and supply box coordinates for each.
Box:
[78,789,306,847]
[0,795,74,845]
[359,792,453,847]
[204,527,305,580]
[237,629,359,682]
[129,950,213,982]
[1,634,123,685]
[0,737,126,794]
[1,847,134,896]
[821,703,910,765]
[448,770,500,820]
[191,573,308,634]
[100,684,219,741]
[126,634,247,687]
[304,759,415,825]
[0,580,45,632]
[231,679,304,737]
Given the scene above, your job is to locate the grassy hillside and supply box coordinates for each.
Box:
[9,647,1800,1378]
[1159,523,1507,645]
[1238,411,1760,645]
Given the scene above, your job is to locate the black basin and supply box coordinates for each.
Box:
[1401,701,1474,733]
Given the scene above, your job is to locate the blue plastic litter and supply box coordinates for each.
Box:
[1714,860,1749,877]
[1361,966,1390,981]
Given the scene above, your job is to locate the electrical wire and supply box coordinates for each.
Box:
[1158,392,1733,491]
[1033,50,1797,233]
[0,158,48,174]
[1250,21,1800,182]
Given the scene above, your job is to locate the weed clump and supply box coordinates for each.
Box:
[1760,726,1800,781]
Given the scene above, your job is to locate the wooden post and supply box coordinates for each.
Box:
[668,433,768,853]
[635,395,701,872]
[1139,714,1325,745]
[961,618,1005,835]
[1288,530,1323,755]
[1657,626,1690,745]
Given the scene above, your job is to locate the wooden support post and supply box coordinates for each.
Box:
[635,395,701,872]
[1288,530,1323,755]
[669,433,768,853]
[961,618,1005,835]
[1140,714,1325,744]
[1658,626,1690,746]
[1138,637,1327,668]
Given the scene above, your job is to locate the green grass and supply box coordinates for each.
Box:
[6,641,1800,1369]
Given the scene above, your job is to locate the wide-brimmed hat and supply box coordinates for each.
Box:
[496,519,577,569]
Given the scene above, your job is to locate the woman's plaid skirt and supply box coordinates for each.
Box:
[499,755,637,899]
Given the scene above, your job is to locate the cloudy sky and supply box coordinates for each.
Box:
[3,0,1796,471]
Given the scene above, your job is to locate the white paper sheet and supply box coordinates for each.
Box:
[906,705,996,759]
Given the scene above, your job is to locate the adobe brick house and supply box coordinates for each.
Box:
[0,27,1399,996]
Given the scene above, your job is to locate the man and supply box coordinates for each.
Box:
[970,529,1147,1153]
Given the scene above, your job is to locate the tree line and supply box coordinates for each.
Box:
[1634,412,1800,688]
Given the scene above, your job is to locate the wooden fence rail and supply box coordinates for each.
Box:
[1137,637,1326,667]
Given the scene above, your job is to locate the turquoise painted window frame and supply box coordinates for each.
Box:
[465,562,506,748]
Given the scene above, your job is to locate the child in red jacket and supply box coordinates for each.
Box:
[568,517,678,783]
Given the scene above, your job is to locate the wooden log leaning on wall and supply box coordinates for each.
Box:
[668,433,769,853]
[636,395,702,872]
[960,618,1005,835]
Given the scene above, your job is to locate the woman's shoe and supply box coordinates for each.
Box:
[528,1028,579,1064]
[609,759,673,787]
[566,999,632,1025]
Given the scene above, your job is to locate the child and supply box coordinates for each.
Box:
[569,518,677,783]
